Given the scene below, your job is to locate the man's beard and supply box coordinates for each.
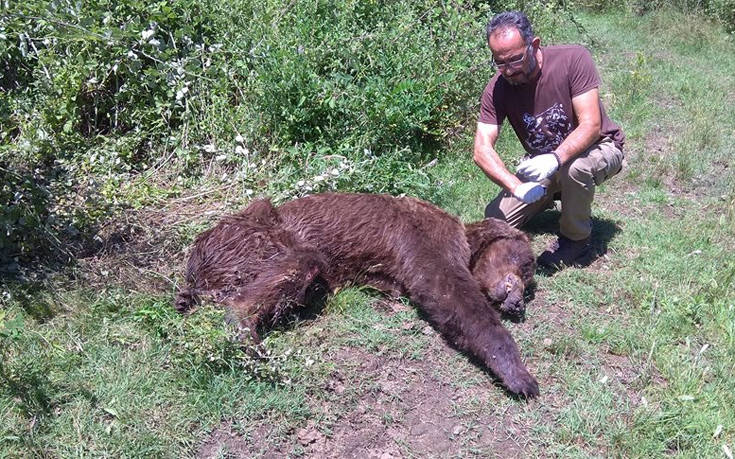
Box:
[505,52,538,86]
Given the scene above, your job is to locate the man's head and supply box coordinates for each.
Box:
[486,11,541,85]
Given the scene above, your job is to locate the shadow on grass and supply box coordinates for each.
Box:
[523,209,623,274]
[1,280,57,323]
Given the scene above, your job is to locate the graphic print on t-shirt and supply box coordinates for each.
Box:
[521,103,572,154]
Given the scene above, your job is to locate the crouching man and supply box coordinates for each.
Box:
[474,10,625,269]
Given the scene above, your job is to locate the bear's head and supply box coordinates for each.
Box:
[465,218,536,316]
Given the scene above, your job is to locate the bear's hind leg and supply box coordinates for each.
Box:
[227,249,328,341]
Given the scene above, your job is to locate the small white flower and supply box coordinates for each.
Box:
[203,144,216,153]
[148,38,160,47]
[297,180,305,187]
[127,50,137,59]
[330,168,339,176]
[215,154,227,161]
[175,86,189,100]
[314,175,324,182]
[245,189,254,196]
[235,134,244,143]
[141,29,155,41]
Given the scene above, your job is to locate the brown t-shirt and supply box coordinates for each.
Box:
[479,45,624,156]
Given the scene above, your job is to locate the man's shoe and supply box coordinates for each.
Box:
[537,235,592,269]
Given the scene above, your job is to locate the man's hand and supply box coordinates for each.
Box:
[517,153,561,181]
[512,182,546,204]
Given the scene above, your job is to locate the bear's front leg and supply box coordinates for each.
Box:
[407,271,539,397]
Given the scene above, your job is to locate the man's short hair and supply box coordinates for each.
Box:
[486,11,534,45]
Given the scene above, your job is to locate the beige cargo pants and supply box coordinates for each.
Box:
[484,137,624,241]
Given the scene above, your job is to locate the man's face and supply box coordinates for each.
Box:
[488,27,537,86]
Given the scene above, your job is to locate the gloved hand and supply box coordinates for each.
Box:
[517,153,561,181]
[512,182,546,204]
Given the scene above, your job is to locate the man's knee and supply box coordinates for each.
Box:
[484,193,539,229]
[565,140,624,188]
[568,160,592,184]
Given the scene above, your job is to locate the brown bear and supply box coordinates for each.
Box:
[176,192,539,397]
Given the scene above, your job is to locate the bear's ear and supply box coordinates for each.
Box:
[465,218,529,265]
[228,198,282,227]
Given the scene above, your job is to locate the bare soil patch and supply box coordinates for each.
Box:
[196,331,542,458]
[194,288,585,458]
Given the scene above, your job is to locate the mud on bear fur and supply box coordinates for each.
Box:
[176,192,539,397]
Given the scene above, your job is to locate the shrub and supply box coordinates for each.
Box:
[1,0,584,266]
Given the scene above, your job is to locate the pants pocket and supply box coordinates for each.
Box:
[591,141,624,186]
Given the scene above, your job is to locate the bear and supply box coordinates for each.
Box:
[176,192,539,397]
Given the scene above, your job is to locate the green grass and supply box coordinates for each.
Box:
[2,6,735,458]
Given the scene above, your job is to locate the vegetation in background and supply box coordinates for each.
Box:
[1,0,734,457]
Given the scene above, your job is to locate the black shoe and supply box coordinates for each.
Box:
[537,235,591,269]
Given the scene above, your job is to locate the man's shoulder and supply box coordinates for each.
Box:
[482,72,507,98]
[543,44,597,80]
[484,71,504,89]
[544,44,592,59]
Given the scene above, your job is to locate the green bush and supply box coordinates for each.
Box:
[1,0,227,263]
[1,0,587,265]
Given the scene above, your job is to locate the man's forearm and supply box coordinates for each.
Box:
[554,122,601,165]
[474,146,521,192]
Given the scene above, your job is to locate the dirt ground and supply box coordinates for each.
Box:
[196,336,533,458]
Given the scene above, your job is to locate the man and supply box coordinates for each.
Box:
[474,11,625,269]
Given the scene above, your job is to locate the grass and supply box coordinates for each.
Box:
[2,6,735,458]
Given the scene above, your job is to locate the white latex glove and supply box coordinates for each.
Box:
[517,153,561,181]
[512,182,546,204]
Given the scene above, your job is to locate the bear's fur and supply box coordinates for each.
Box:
[176,192,538,397]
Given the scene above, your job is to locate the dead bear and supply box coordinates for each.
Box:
[176,192,539,397]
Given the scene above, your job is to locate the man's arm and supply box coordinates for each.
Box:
[554,88,602,164]
[516,88,603,182]
[473,122,522,193]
